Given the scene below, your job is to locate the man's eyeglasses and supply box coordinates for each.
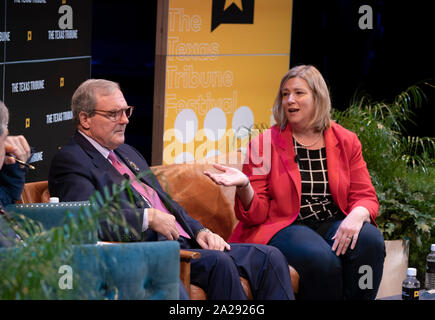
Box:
[91,106,134,121]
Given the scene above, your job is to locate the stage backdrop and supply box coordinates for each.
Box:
[0,0,92,182]
[153,0,293,165]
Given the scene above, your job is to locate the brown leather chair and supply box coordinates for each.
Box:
[152,152,300,299]
[16,181,215,297]
[20,156,300,299]
[19,180,50,204]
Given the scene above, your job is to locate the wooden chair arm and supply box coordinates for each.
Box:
[180,249,200,261]
[179,249,200,298]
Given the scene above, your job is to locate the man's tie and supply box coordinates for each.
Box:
[107,151,190,238]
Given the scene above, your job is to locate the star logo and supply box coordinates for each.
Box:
[224,0,243,11]
[211,0,255,32]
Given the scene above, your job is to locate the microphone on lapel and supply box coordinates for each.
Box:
[294,154,300,163]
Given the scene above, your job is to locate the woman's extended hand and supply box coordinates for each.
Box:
[204,164,249,188]
[204,164,254,211]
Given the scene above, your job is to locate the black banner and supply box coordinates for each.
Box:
[1,0,92,182]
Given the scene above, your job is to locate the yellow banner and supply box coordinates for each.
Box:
[163,0,293,164]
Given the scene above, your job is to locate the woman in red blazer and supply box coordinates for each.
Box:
[205,65,385,300]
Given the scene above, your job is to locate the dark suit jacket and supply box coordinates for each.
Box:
[48,131,203,242]
[0,163,27,207]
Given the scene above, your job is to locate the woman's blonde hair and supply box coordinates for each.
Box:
[272,65,331,132]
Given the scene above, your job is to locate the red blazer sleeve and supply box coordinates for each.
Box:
[345,132,379,223]
[234,131,272,226]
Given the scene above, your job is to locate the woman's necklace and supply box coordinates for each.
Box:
[293,132,323,148]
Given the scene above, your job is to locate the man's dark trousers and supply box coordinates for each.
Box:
[178,236,295,300]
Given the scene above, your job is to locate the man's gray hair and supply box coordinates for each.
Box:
[71,79,121,126]
[0,101,9,136]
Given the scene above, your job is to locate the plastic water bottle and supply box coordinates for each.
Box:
[49,197,59,203]
[402,267,420,300]
[425,244,435,290]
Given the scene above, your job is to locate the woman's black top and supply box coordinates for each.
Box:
[293,139,345,235]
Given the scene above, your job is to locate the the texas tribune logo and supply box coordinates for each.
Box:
[211,0,254,32]
[48,4,78,40]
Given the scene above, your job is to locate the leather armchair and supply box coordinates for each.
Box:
[18,180,51,203]
[151,152,300,299]
[19,151,300,299]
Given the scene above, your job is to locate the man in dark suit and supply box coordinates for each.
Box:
[48,79,294,300]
